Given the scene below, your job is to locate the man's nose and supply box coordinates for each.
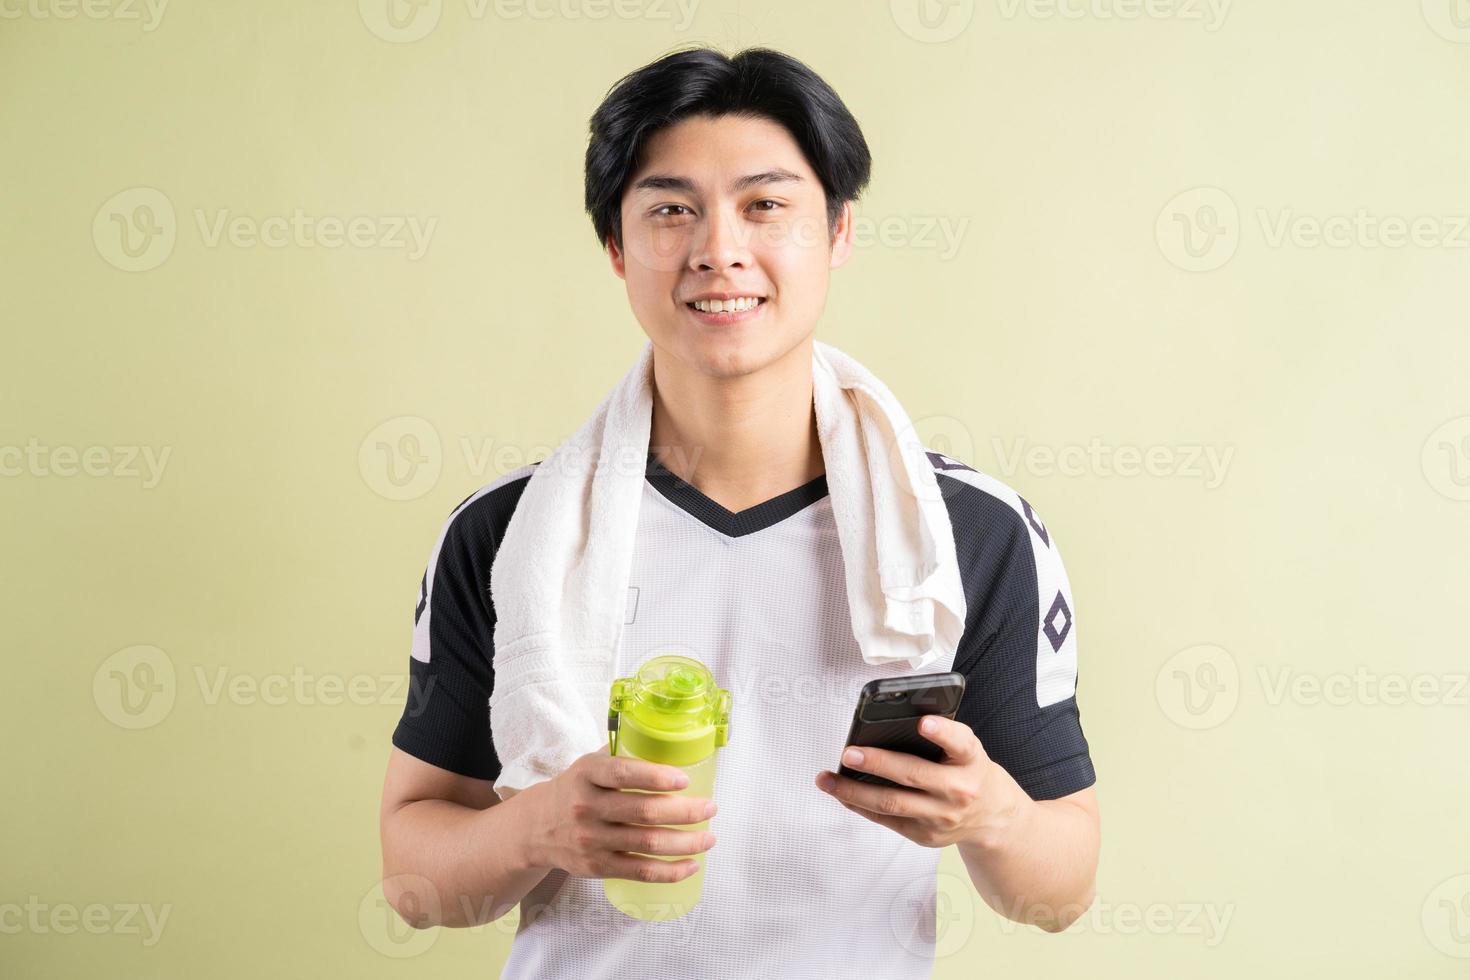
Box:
[689,207,753,272]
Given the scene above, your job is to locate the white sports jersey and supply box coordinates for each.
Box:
[394,448,1095,979]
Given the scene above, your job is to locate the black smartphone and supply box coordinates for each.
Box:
[837,672,966,789]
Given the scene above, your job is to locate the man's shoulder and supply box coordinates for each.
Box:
[925,450,1080,706]
[433,461,539,556]
[924,447,1058,559]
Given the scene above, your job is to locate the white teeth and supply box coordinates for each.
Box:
[692,296,762,313]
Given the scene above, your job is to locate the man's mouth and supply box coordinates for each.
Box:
[685,296,768,314]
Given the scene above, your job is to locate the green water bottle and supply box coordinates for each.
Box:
[604,655,732,921]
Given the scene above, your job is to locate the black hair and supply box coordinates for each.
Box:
[583,46,873,252]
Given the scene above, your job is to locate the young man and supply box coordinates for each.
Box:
[379,46,1099,977]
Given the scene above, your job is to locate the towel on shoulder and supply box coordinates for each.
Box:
[487,338,967,799]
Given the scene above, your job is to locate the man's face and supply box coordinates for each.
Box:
[609,112,853,380]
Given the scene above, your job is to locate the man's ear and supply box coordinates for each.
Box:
[829,200,856,270]
[607,232,627,280]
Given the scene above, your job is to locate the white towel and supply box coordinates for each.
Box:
[486,338,967,799]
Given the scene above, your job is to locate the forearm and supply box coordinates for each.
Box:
[956,772,1099,932]
[381,786,553,929]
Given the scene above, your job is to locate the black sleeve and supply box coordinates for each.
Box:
[391,496,503,781]
[948,487,1095,801]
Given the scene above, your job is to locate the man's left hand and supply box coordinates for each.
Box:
[814,714,1024,850]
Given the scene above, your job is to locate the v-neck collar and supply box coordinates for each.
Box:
[644,450,829,538]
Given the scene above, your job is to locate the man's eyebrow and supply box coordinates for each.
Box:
[630,168,805,195]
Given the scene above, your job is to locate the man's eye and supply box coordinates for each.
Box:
[653,204,692,218]
[750,199,781,212]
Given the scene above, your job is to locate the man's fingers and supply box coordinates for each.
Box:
[601,822,716,858]
[585,753,691,793]
[916,714,984,763]
[817,769,944,821]
[601,788,716,827]
[840,743,947,791]
[596,853,701,884]
[838,798,908,835]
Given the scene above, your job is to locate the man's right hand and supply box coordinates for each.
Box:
[520,744,718,884]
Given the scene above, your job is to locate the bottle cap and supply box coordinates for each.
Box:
[608,655,732,765]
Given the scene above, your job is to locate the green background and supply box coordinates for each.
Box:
[4,0,1469,976]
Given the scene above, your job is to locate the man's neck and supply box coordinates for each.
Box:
[648,339,825,514]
